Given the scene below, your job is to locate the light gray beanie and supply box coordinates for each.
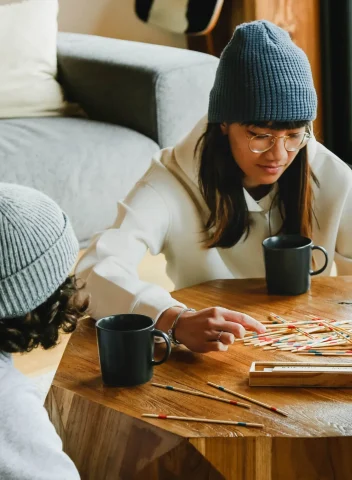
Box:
[0,183,79,319]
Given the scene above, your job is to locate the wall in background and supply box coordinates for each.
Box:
[58,0,187,48]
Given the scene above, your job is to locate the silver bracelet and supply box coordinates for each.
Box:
[168,307,196,345]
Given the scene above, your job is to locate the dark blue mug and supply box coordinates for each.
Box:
[96,314,171,387]
[262,234,329,295]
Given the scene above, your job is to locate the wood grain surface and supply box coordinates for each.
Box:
[46,276,352,479]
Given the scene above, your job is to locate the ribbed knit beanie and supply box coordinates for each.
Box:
[0,183,79,318]
[208,20,317,123]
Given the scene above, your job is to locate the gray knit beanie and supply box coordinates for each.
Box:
[0,183,79,318]
[208,20,317,123]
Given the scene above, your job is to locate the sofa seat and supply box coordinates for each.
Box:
[0,116,159,245]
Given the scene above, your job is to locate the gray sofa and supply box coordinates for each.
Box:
[0,33,218,246]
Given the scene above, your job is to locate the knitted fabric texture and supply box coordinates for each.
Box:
[208,20,317,123]
[0,183,79,318]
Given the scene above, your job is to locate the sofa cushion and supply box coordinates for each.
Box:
[0,0,67,118]
[0,117,159,245]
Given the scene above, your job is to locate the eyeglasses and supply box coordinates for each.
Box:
[246,130,312,153]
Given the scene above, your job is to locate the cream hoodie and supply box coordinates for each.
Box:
[76,117,352,321]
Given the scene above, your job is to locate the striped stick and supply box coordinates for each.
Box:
[294,336,337,351]
[298,349,352,354]
[151,383,250,409]
[142,414,263,428]
[296,352,352,356]
[269,313,314,340]
[320,322,352,345]
[207,382,288,417]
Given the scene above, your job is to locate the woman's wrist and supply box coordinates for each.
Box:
[168,308,196,345]
[156,306,184,334]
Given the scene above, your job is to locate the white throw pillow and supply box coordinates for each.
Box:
[0,0,67,118]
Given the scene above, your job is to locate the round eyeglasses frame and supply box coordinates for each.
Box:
[246,130,312,154]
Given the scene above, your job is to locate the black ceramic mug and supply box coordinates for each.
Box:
[262,234,329,295]
[96,314,171,387]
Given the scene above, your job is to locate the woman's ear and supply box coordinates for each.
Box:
[220,122,229,135]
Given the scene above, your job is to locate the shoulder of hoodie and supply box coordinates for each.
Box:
[135,148,194,202]
[0,353,40,404]
[312,141,352,189]
[134,115,206,202]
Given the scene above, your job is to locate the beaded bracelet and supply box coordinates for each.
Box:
[168,307,196,345]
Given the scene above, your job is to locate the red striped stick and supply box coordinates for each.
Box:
[151,383,250,409]
[207,382,288,417]
[142,414,263,428]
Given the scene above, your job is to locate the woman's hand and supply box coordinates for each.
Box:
[157,306,266,353]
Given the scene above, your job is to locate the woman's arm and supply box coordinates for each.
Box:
[76,180,186,321]
[77,176,266,352]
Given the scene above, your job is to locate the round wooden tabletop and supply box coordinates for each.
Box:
[46,276,352,479]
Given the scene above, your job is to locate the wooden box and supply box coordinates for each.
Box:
[249,361,352,387]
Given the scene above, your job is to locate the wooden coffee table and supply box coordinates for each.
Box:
[45,277,352,480]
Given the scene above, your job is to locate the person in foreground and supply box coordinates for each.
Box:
[0,183,88,479]
[76,20,352,353]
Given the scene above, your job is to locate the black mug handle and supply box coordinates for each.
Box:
[310,245,329,276]
[152,329,171,366]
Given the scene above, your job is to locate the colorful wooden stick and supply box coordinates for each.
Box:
[142,414,264,428]
[151,383,250,409]
[207,382,288,416]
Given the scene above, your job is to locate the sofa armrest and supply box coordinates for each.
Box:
[57,32,218,148]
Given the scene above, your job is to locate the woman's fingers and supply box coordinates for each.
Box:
[216,331,235,345]
[224,323,246,339]
[173,306,265,353]
[217,307,266,334]
[203,341,229,353]
[201,306,264,342]
[204,327,240,341]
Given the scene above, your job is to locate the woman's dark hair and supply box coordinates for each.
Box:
[0,275,89,353]
[197,121,320,249]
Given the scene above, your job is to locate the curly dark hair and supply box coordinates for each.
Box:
[0,276,90,353]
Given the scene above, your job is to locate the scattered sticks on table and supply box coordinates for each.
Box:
[239,312,352,356]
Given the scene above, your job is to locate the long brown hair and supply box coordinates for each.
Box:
[197,122,319,249]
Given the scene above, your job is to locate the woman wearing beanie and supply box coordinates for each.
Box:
[0,183,88,479]
[77,20,352,353]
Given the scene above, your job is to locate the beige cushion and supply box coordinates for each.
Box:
[0,0,67,118]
